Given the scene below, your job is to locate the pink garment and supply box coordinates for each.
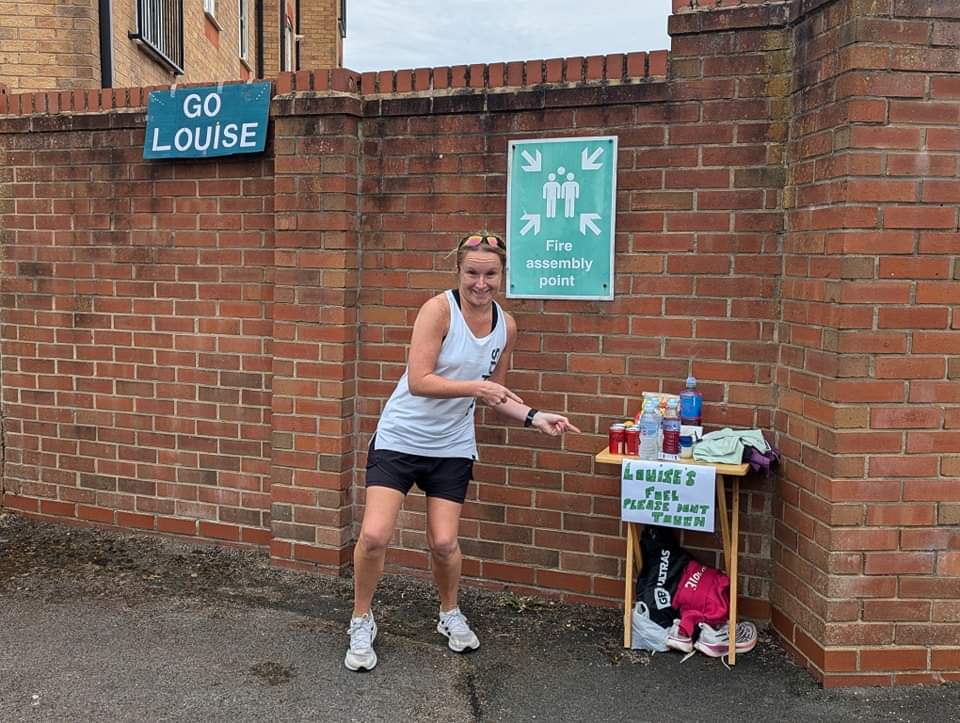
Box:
[672,560,730,637]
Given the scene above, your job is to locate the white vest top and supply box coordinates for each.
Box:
[374,290,507,460]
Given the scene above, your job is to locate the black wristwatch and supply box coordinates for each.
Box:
[524,408,539,428]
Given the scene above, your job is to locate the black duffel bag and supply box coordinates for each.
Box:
[635,525,692,628]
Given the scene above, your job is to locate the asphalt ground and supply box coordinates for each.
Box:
[1,513,957,722]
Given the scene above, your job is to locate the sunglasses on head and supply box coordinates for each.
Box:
[461,233,504,249]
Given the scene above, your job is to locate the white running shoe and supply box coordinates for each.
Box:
[665,619,694,653]
[694,621,758,658]
[344,612,378,671]
[437,607,480,652]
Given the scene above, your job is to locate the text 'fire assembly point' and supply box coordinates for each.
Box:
[506,136,617,300]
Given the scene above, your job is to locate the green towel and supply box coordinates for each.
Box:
[692,428,770,464]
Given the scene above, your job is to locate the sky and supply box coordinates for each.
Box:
[343,0,673,73]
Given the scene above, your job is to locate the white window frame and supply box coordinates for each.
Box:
[238,0,248,61]
[283,16,294,71]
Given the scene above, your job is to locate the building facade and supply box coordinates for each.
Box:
[0,0,345,93]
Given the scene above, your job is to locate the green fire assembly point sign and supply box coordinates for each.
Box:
[506,136,617,300]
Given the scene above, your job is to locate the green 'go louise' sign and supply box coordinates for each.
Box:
[143,82,271,160]
[506,136,618,300]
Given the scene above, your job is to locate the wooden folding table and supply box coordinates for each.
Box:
[595,448,750,664]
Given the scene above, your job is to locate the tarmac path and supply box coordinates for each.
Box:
[1,513,957,722]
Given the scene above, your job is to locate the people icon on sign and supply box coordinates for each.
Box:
[541,167,581,220]
[542,173,561,218]
[562,172,580,218]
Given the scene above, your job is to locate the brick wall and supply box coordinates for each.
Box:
[268,80,362,571]
[112,0,256,88]
[0,0,100,92]
[261,0,281,73]
[2,0,958,688]
[298,0,342,70]
[775,0,960,687]
[0,92,276,544]
[5,1,340,94]
[261,0,298,74]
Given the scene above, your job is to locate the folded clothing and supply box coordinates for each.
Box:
[671,560,730,638]
[692,428,770,465]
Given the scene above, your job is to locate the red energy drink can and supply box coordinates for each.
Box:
[624,426,640,456]
[608,424,625,454]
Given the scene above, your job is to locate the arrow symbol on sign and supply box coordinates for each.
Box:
[520,149,542,172]
[580,213,602,236]
[581,147,604,170]
[520,213,541,236]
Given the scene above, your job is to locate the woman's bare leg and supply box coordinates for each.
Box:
[426,496,464,611]
[352,486,405,617]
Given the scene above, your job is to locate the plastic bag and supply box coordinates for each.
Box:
[631,602,670,652]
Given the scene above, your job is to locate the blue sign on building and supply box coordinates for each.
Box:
[143,82,271,160]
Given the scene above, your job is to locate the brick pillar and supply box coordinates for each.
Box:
[269,70,361,573]
[777,0,960,686]
[0,109,12,514]
[667,0,791,620]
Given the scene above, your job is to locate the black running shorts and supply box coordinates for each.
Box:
[365,436,473,504]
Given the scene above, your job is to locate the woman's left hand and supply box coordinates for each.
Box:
[532,412,581,436]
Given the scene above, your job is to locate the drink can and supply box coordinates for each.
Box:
[608,423,625,454]
[624,426,640,456]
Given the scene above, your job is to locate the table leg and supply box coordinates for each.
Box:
[716,475,731,573]
[624,522,636,648]
[728,476,740,664]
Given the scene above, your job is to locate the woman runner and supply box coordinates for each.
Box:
[345,232,580,671]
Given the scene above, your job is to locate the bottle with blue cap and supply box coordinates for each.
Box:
[679,376,703,426]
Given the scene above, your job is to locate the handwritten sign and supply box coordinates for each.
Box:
[620,459,716,532]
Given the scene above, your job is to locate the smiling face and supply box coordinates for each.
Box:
[457,249,504,308]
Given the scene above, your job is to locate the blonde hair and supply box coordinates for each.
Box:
[453,231,506,270]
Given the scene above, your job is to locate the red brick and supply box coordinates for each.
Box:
[884,206,957,229]
[866,505,936,527]
[537,569,591,594]
[829,529,898,552]
[116,511,154,530]
[544,58,564,82]
[863,600,931,622]
[938,552,960,576]
[158,517,198,536]
[860,648,929,672]
[863,552,934,575]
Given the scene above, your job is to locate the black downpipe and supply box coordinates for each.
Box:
[295,0,301,70]
[255,0,264,78]
[98,0,113,87]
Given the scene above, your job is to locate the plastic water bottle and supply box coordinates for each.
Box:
[639,401,659,461]
[679,375,703,426]
[661,399,681,456]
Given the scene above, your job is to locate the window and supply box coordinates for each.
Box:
[283,16,294,71]
[131,0,184,74]
[238,0,248,61]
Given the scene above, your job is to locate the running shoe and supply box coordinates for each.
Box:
[344,612,378,671]
[694,621,758,658]
[665,619,694,653]
[437,607,480,652]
